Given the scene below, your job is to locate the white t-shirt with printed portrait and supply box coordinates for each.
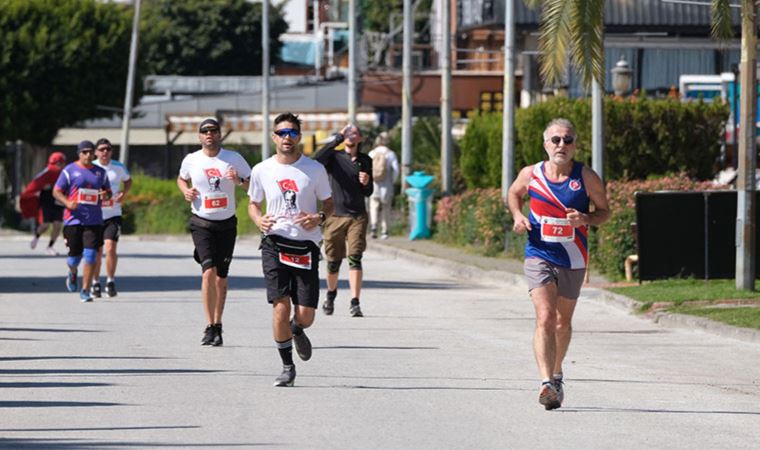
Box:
[179,148,252,221]
[248,154,332,245]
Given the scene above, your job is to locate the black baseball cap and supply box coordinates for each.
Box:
[77,140,95,154]
[198,118,220,132]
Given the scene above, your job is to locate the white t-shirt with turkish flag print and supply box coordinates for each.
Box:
[179,148,252,221]
[248,154,332,245]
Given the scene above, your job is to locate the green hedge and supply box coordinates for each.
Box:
[460,97,729,187]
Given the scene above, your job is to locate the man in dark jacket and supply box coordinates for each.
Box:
[315,124,373,317]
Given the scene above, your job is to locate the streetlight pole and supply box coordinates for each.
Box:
[262,0,271,160]
[440,0,452,195]
[348,0,357,123]
[401,0,413,188]
[119,0,141,167]
[502,0,515,197]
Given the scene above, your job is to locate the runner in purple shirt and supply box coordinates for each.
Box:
[53,140,111,302]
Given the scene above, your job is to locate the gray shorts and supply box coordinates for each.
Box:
[523,257,586,300]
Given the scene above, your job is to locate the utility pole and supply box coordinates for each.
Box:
[736,0,757,291]
[501,0,515,197]
[119,0,141,167]
[313,0,321,79]
[262,0,271,159]
[592,24,604,182]
[348,0,357,123]
[401,0,413,188]
[440,0,452,195]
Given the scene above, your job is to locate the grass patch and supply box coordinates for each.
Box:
[608,279,760,304]
[668,306,760,331]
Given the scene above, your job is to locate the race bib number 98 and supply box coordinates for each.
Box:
[78,188,99,205]
[540,217,574,243]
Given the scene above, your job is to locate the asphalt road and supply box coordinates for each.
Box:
[1,235,758,449]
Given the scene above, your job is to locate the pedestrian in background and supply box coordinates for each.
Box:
[315,123,373,318]
[507,118,610,410]
[21,152,67,255]
[367,132,399,239]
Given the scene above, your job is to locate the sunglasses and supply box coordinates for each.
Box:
[550,135,575,145]
[274,128,300,138]
[96,147,112,152]
[80,150,94,155]
[200,127,219,134]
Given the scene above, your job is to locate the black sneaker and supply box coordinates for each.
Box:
[105,281,117,297]
[292,330,311,361]
[90,283,102,298]
[273,364,296,387]
[201,325,215,346]
[350,304,363,317]
[322,298,334,315]
[211,324,223,347]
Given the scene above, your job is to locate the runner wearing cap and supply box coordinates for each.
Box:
[21,152,67,255]
[177,118,252,346]
[53,140,112,302]
[91,138,132,298]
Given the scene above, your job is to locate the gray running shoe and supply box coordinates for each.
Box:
[90,283,102,298]
[273,364,296,387]
[322,298,334,315]
[553,377,564,405]
[539,381,561,410]
[66,272,77,293]
[292,331,312,361]
[350,304,363,317]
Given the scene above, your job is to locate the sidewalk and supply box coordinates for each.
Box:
[368,235,760,345]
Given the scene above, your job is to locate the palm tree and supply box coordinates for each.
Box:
[526,0,757,290]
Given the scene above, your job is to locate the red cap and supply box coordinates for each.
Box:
[48,152,66,165]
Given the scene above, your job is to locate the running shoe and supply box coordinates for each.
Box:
[350,304,363,317]
[273,364,296,387]
[201,325,215,346]
[79,289,93,303]
[211,324,223,347]
[553,376,565,405]
[45,246,58,256]
[91,283,102,298]
[539,381,561,410]
[370,228,378,239]
[322,297,334,315]
[105,281,117,298]
[65,272,77,292]
[381,233,389,240]
[30,235,39,249]
[292,330,312,361]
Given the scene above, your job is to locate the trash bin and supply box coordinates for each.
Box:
[404,171,434,240]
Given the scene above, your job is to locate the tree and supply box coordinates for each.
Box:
[0,0,132,145]
[140,0,288,76]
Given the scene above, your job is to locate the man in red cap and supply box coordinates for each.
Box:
[20,152,67,255]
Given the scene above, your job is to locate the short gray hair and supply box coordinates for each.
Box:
[374,131,390,147]
[543,118,576,141]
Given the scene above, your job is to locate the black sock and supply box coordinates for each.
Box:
[276,339,294,366]
[327,289,337,301]
[48,239,55,247]
[350,297,360,306]
[290,318,303,336]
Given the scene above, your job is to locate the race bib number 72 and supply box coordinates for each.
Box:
[540,217,574,243]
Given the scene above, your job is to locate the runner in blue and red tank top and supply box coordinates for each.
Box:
[508,118,610,411]
[53,140,112,303]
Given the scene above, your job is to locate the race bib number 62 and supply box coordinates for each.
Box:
[540,217,574,243]
[203,193,229,211]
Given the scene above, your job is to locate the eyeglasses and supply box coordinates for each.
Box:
[274,128,300,138]
[96,147,112,152]
[549,135,575,145]
[200,127,219,134]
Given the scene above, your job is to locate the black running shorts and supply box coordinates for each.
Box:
[260,235,320,308]
[102,216,123,242]
[63,225,104,257]
[189,214,237,278]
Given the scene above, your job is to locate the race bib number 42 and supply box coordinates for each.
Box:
[203,193,229,211]
[540,217,574,243]
[78,188,99,205]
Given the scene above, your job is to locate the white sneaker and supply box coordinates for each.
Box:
[30,236,39,249]
[46,246,58,256]
[381,234,389,240]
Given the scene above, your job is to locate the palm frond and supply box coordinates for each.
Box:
[523,0,542,8]
[537,0,574,87]
[710,0,735,41]
[570,0,605,89]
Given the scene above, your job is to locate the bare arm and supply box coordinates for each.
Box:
[566,166,611,227]
[507,166,535,233]
[248,200,276,233]
[53,187,76,210]
[177,176,198,202]
[292,197,335,230]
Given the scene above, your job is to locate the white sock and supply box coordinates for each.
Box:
[107,277,115,283]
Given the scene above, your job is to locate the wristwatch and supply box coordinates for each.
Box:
[319,211,327,225]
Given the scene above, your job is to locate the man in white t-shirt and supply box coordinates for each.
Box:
[177,118,252,347]
[91,138,132,299]
[248,112,334,387]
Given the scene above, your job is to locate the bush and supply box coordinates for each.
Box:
[433,188,511,256]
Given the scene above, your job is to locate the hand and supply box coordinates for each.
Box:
[99,190,111,201]
[293,211,319,230]
[66,198,79,210]
[565,208,587,227]
[258,214,277,232]
[113,192,125,203]
[224,167,239,184]
[183,187,199,202]
[512,214,531,234]
[358,171,370,186]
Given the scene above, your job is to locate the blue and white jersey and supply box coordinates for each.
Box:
[525,161,590,269]
[95,160,131,220]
